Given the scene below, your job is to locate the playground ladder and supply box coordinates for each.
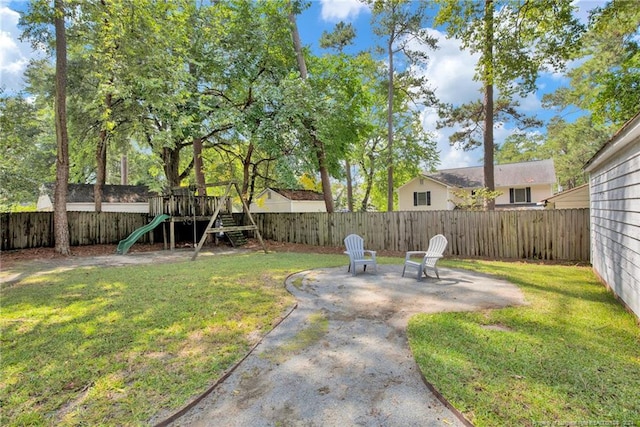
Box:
[191,182,267,261]
[217,213,248,247]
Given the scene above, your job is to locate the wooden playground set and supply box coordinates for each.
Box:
[117,182,266,260]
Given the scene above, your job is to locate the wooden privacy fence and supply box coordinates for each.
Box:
[2,209,591,262]
[253,209,591,262]
[1,212,149,250]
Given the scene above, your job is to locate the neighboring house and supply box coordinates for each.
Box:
[584,111,640,319]
[398,159,557,211]
[249,188,326,213]
[37,184,154,213]
[542,183,590,209]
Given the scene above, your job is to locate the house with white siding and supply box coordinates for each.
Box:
[584,111,640,319]
[398,159,557,211]
[249,188,326,213]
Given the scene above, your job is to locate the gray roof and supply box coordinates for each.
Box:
[42,184,154,203]
[426,159,556,188]
[270,188,325,201]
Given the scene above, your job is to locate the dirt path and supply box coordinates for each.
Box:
[0,245,240,286]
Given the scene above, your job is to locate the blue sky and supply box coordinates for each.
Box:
[1,0,602,169]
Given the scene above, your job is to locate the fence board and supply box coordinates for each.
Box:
[255,209,590,262]
[2,212,148,250]
[3,209,591,262]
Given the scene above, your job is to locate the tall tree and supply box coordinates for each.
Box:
[53,0,71,255]
[320,22,357,212]
[435,0,583,209]
[543,117,610,189]
[288,2,334,212]
[197,0,300,202]
[83,0,120,211]
[494,117,610,190]
[544,0,640,127]
[0,92,56,208]
[350,53,438,211]
[368,0,437,211]
[495,132,546,165]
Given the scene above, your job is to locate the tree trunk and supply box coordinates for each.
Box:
[163,146,182,188]
[314,136,334,212]
[288,11,308,79]
[54,0,70,255]
[360,154,375,212]
[193,137,206,196]
[483,0,495,211]
[120,155,128,184]
[241,142,255,199]
[289,7,334,213]
[345,159,353,212]
[94,136,106,213]
[248,161,260,207]
[94,92,112,212]
[386,38,395,212]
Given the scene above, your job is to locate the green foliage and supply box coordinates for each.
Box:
[544,1,640,127]
[9,0,633,214]
[450,187,503,211]
[0,92,56,208]
[544,116,611,189]
[437,97,543,151]
[435,0,584,98]
[495,132,546,164]
[319,21,356,52]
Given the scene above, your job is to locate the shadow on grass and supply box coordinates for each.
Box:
[409,260,640,426]
[1,253,332,425]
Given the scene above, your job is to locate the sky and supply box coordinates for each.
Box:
[0,0,601,170]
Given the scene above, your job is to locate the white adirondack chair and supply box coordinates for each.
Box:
[402,234,448,280]
[343,234,377,276]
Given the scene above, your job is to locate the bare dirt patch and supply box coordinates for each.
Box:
[0,240,405,271]
[1,243,166,269]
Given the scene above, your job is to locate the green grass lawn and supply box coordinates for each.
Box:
[2,253,639,426]
[408,259,640,426]
[0,252,346,426]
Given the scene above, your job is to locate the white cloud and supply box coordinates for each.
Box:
[421,29,482,105]
[421,108,482,169]
[412,29,558,169]
[411,29,485,168]
[0,4,39,93]
[515,92,542,113]
[319,0,369,22]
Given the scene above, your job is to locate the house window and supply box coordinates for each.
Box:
[509,187,531,204]
[413,191,431,206]
[267,191,272,199]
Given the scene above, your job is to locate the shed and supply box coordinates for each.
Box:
[542,183,590,209]
[249,188,326,213]
[37,184,154,213]
[584,111,640,319]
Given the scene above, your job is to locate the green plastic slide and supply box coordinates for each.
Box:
[116,214,170,255]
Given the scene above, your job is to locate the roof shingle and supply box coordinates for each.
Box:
[270,188,325,201]
[426,159,556,188]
